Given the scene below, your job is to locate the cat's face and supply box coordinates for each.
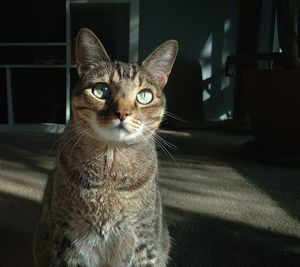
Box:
[72,28,178,144]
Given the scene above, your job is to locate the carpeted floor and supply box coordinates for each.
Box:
[0,129,299,267]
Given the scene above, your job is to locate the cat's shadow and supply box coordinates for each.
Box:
[164,57,204,129]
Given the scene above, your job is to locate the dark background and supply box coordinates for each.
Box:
[0,0,268,127]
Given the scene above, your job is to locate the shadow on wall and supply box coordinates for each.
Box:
[139,0,238,125]
[164,58,203,128]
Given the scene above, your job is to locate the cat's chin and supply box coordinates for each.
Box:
[109,126,133,142]
[90,121,142,144]
[103,128,141,144]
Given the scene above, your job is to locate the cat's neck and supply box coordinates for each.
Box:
[57,128,157,191]
[58,123,156,176]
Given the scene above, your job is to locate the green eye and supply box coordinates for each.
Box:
[92,83,110,99]
[136,89,153,105]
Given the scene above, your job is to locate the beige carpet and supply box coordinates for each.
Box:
[0,129,299,267]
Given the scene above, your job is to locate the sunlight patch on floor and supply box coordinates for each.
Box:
[0,153,53,202]
[159,158,300,238]
[158,130,192,137]
[0,172,46,202]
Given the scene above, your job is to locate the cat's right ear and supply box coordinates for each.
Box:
[75,28,110,77]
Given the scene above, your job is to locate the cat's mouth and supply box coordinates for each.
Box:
[110,120,131,134]
[92,118,140,143]
[115,124,130,133]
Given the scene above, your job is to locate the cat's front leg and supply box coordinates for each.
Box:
[107,231,136,267]
[51,233,85,267]
[132,243,158,267]
[131,222,170,267]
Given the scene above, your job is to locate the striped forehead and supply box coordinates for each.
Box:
[110,62,142,96]
[112,61,139,81]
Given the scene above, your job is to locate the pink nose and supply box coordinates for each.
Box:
[115,110,131,121]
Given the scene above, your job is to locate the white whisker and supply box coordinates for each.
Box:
[141,123,178,166]
[70,129,91,154]
[57,127,90,157]
[164,111,190,123]
[153,133,178,150]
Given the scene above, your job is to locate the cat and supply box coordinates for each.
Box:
[33,28,178,267]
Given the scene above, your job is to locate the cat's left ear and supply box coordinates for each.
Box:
[141,40,178,87]
[75,28,110,77]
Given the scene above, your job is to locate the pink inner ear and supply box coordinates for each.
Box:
[158,74,168,87]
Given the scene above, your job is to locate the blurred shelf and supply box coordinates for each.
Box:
[0,43,66,46]
[0,0,139,128]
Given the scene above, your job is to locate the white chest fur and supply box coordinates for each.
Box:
[71,224,116,266]
[68,224,135,267]
[75,230,106,266]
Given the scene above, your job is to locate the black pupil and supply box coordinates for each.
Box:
[94,83,109,98]
[101,85,108,92]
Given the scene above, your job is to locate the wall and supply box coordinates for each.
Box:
[0,0,238,126]
[139,0,238,127]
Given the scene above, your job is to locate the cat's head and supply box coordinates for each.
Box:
[72,28,178,144]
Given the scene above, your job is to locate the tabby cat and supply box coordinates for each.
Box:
[33,28,178,267]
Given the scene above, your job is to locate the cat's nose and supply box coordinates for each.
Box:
[115,109,131,121]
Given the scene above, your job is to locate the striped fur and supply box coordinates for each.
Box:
[33,28,178,267]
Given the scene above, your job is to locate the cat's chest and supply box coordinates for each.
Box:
[78,186,126,220]
[69,188,135,258]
